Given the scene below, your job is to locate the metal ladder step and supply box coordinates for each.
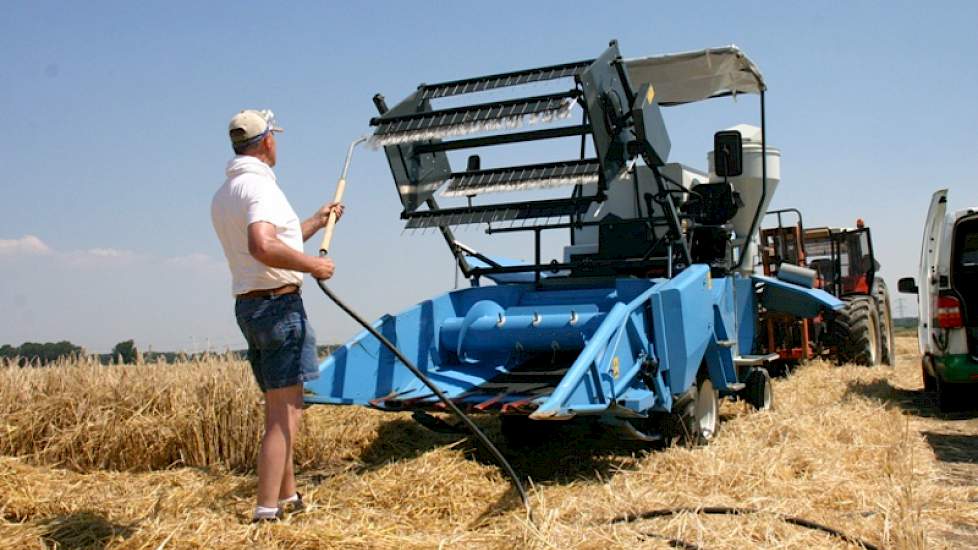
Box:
[734,353,780,366]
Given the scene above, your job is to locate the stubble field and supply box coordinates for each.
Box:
[1,335,976,549]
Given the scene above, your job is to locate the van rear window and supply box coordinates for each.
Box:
[961,232,978,267]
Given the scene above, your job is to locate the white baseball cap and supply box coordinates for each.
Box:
[228,109,283,145]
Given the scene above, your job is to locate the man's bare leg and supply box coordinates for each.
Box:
[278,385,302,500]
[278,391,303,500]
[257,384,303,508]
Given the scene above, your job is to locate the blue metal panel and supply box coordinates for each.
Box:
[706,309,739,390]
[733,275,757,356]
[752,274,843,317]
[650,265,714,394]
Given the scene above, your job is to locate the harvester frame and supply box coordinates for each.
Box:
[305,41,841,446]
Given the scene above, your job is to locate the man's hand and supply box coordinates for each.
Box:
[316,202,345,228]
[310,256,335,280]
[302,202,345,242]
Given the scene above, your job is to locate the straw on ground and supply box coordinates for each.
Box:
[1,336,975,549]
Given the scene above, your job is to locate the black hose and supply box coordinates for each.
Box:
[315,280,532,516]
[611,506,880,550]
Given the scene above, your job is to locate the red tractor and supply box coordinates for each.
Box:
[758,209,894,367]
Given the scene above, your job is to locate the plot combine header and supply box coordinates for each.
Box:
[306,41,841,445]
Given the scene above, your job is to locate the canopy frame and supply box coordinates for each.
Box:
[623,45,766,107]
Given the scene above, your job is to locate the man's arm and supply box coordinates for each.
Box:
[248,222,334,280]
[301,202,345,242]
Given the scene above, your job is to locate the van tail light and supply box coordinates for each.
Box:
[936,296,963,329]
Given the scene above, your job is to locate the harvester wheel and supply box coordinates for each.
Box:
[830,297,882,366]
[666,375,718,444]
[688,376,720,444]
[743,367,773,411]
[875,281,896,366]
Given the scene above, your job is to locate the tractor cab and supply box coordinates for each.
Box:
[803,222,877,298]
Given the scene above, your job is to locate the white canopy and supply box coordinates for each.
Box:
[624,45,765,106]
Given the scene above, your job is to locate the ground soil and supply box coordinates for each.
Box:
[883,334,978,545]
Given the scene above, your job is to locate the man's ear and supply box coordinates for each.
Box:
[256,133,272,156]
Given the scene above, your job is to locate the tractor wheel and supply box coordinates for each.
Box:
[875,280,896,366]
[830,297,883,366]
[743,367,773,411]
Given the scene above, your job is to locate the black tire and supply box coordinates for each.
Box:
[829,296,883,366]
[744,367,773,411]
[875,280,896,366]
[921,357,937,393]
[662,372,720,446]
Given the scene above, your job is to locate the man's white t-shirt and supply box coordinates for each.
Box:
[211,155,304,296]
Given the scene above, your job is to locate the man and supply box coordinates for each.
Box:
[211,109,343,522]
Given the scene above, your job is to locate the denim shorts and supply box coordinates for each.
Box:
[235,292,320,393]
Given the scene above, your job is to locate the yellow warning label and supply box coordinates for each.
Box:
[611,356,620,378]
[645,85,656,105]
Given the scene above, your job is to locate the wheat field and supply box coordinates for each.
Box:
[1,336,975,549]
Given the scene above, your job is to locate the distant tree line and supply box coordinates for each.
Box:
[2,340,340,366]
[0,341,85,365]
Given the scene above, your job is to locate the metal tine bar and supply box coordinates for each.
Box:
[443,159,600,196]
[372,91,576,128]
[419,60,592,99]
[402,199,590,229]
[413,123,592,154]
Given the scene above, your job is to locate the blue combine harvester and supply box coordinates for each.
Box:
[305,41,841,445]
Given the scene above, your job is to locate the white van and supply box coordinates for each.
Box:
[898,189,978,410]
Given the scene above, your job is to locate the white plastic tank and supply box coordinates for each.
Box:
[705,124,781,273]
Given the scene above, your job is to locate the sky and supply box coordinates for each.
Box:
[2,1,977,352]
